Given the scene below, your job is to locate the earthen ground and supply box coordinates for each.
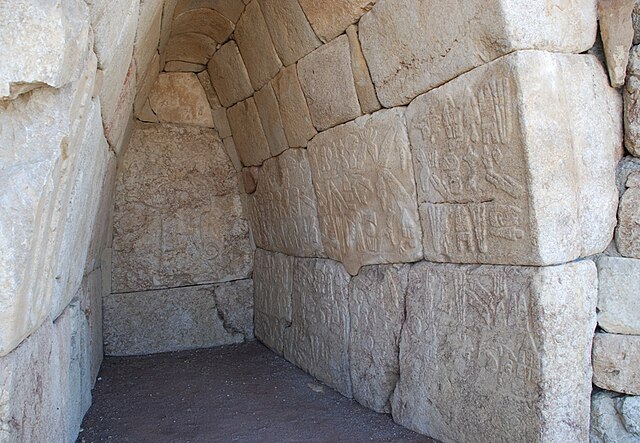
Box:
[78,341,434,443]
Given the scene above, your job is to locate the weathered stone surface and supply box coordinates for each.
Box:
[248,149,324,256]
[350,264,408,413]
[148,73,214,127]
[599,0,636,87]
[257,0,321,66]
[104,58,136,149]
[112,123,253,293]
[213,107,232,138]
[298,35,362,131]
[593,333,640,395]
[298,0,375,43]
[88,0,139,70]
[393,261,597,442]
[214,279,254,340]
[597,257,640,334]
[134,0,163,82]
[197,70,222,110]
[227,97,271,166]
[164,33,218,65]
[134,52,160,118]
[284,258,352,398]
[255,82,288,156]
[235,0,282,90]
[207,41,253,107]
[103,284,248,356]
[621,396,640,435]
[617,172,640,257]
[223,136,243,171]
[359,0,597,107]
[591,391,640,443]
[346,24,381,115]
[624,46,640,157]
[271,65,317,147]
[164,61,206,72]
[172,7,234,43]
[308,108,422,275]
[407,51,620,266]
[253,249,294,355]
[159,0,178,56]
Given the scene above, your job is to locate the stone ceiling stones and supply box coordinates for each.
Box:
[227,97,271,166]
[148,72,214,126]
[208,41,253,107]
[297,0,376,43]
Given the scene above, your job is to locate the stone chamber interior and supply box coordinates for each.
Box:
[2,0,640,442]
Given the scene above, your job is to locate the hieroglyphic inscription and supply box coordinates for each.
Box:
[308,108,422,275]
[247,149,324,257]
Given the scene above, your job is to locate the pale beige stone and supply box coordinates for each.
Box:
[227,97,271,166]
[617,172,640,257]
[207,41,254,107]
[346,24,381,115]
[308,108,422,275]
[298,0,375,43]
[242,168,257,194]
[591,391,640,443]
[164,33,218,66]
[257,0,321,66]
[164,61,206,72]
[214,279,254,339]
[172,7,234,43]
[213,108,232,138]
[407,51,620,267]
[174,0,245,23]
[393,261,597,442]
[271,65,317,147]
[148,73,214,127]
[599,0,636,87]
[134,52,160,118]
[597,257,640,334]
[624,45,640,157]
[255,83,288,156]
[298,35,362,131]
[104,58,136,149]
[197,70,222,110]
[88,0,139,70]
[159,0,178,56]
[248,149,324,256]
[593,333,640,395]
[223,136,243,171]
[134,0,163,82]
[111,123,253,293]
[359,0,597,107]
[235,0,282,90]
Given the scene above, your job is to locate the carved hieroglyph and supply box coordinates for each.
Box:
[308,108,422,275]
[247,149,324,257]
[407,51,621,266]
[392,261,597,442]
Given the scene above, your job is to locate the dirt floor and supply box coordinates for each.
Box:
[78,341,434,443]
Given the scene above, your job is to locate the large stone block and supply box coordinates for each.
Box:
[284,258,352,398]
[616,171,640,257]
[392,261,597,442]
[407,51,621,266]
[298,0,375,43]
[213,279,254,340]
[111,123,253,293]
[598,0,635,87]
[148,72,214,127]
[227,97,271,166]
[103,58,136,149]
[346,24,381,115]
[247,149,324,257]
[271,65,317,147]
[349,264,408,413]
[88,0,139,70]
[593,333,640,395]
[591,390,640,443]
[134,0,163,81]
[254,82,288,156]
[359,0,597,107]
[624,46,640,157]
[207,41,253,107]
[164,33,217,66]
[171,7,234,44]
[308,108,422,275]
[597,257,640,334]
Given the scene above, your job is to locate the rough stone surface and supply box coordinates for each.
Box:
[298,0,375,43]
[349,264,408,414]
[621,396,640,435]
[271,65,317,147]
[164,33,218,66]
[171,7,234,43]
[134,0,163,82]
[407,51,621,267]
[112,123,253,293]
[599,0,636,87]
[89,0,139,71]
[298,35,362,131]
[617,172,640,257]
[284,258,352,398]
[593,333,640,395]
[103,58,136,149]
[308,108,422,275]
[359,0,597,107]
[223,136,243,172]
[624,45,640,157]
[248,149,324,257]
[197,70,222,110]
[214,279,255,340]
[254,83,288,157]
[346,24,381,115]
[393,261,597,442]
[133,52,160,118]
[207,41,253,107]
[227,97,271,166]
[164,61,206,72]
[213,107,232,138]
[148,72,214,127]
[591,390,640,443]
[597,256,640,334]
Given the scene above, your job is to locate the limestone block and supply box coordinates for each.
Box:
[112,123,253,293]
[173,0,244,23]
[213,108,232,138]
[617,156,640,196]
[164,33,218,66]
[359,0,597,107]
[79,269,105,383]
[393,261,597,442]
[253,249,294,355]
[407,51,621,267]
[308,108,422,275]
[625,46,640,157]
[255,82,288,156]
[617,172,640,257]
[634,1,640,45]
[597,257,640,334]
[227,97,271,166]
[256,0,321,66]
[164,61,206,72]
[591,391,640,443]
[134,0,163,81]
[235,1,282,90]
[598,0,635,87]
[271,65,317,147]
[159,0,178,56]
[622,396,640,434]
[284,258,352,398]
[197,70,222,110]
[172,7,234,43]
[133,52,160,118]
[593,333,640,395]
[89,0,139,70]
[349,264,408,413]
[223,136,243,171]
[0,0,90,99]
[148,73,214,127]
[207,41,254,107]
[104,58,136,149]
[248,149,324,257]
[298,35,362,131]
[346,25,381,115]
[298,0,375,43]
[214,279,254,339]
[103,284,247,356]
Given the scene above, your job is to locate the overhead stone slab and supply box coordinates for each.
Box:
[271,65,317,147]
[598,0,635,87]
[148,72,214,127]
[227,97,271,166]
[197,70,222,110]
[407,50,620,266]
[171,7,234,43]
[284,257,352,398]
[165,33,218,66]
[349,264,408,413]
[308,108,422,275]
[254,82,289,156]
[593,333,640,395]
[207,41,254,107]
[247,149,324,257]
[297,0,375,43]
[111,123,253,293]
[597,257,640,334]
[392,261,597,442]
[359,0,597,107]
[616,171,640,257]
